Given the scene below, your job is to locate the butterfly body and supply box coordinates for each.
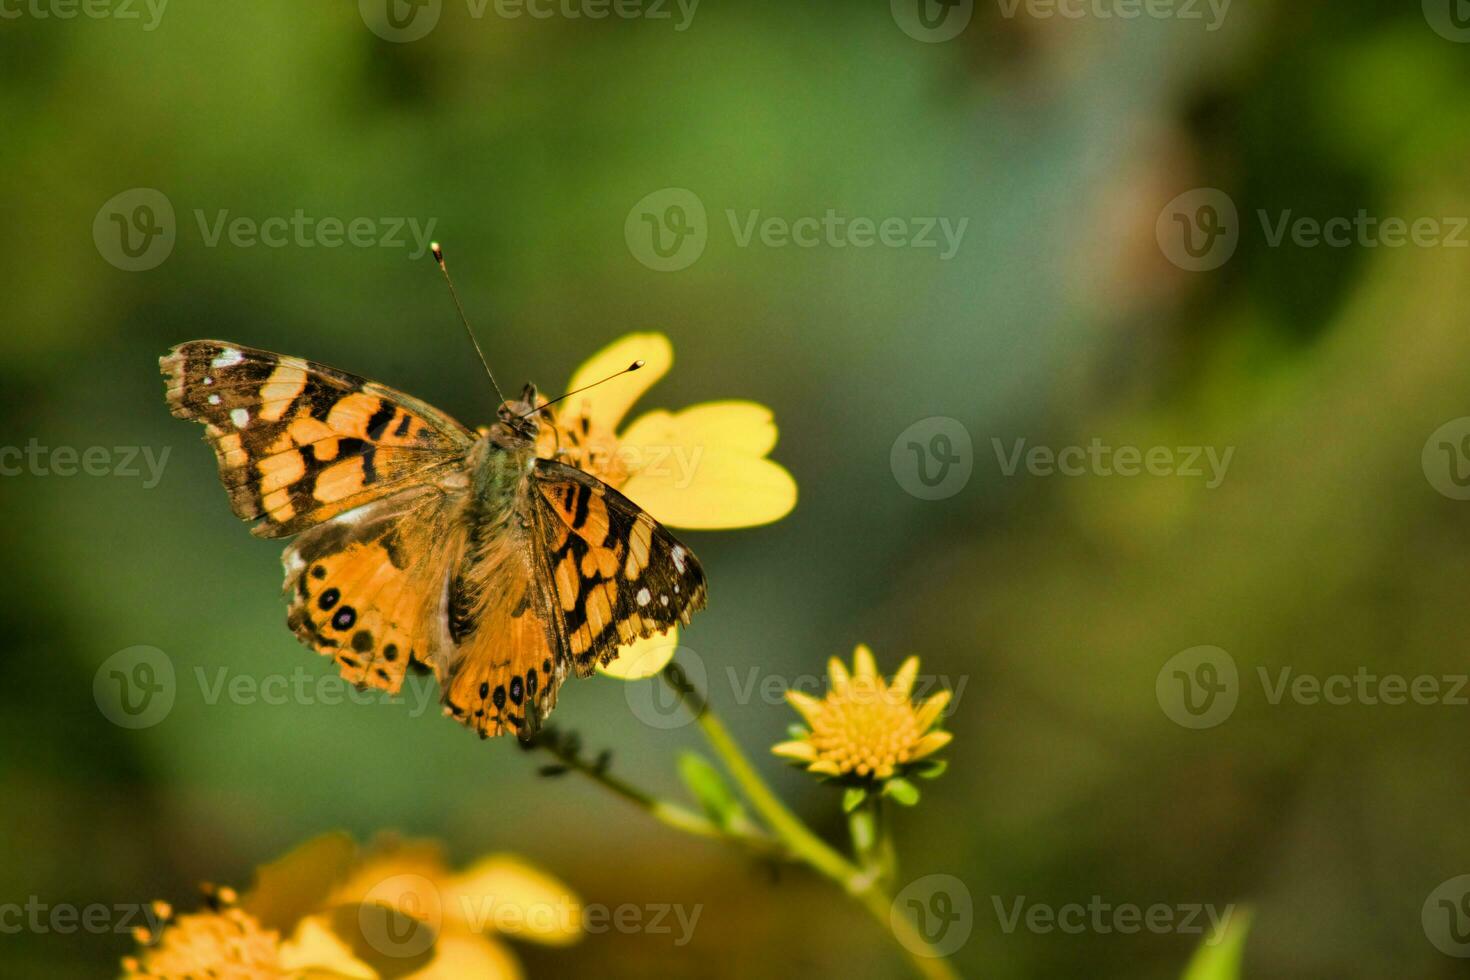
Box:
[163,342,706,739]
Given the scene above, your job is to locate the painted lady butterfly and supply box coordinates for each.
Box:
[161,340,706,739]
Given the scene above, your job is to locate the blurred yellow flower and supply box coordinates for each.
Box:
[122,833,581,980]
[772,645,952,782]
[538,333,797,680]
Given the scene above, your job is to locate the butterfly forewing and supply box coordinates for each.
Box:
[161,341,475,537]
[531,460,707,676]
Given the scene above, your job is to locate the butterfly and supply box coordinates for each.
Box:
[161,340,707,739]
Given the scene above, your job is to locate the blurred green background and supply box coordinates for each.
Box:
[5,0,1470,976]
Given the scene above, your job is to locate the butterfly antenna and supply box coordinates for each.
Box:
[431,242,507,406]
[522,360,645,418]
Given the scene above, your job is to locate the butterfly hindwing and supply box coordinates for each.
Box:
[283,487,457,694]
[530,459,707,677]
[161,341,475,537]
[437,518,568,739]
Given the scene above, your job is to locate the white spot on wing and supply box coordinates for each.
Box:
[211,348,244,368]
[207,394,221,405]
[230,408,250,428]
[636,588,651,607]
[671,545,686,573]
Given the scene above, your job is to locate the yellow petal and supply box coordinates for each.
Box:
[910,730,953,761]
[889,657,919,699]
[785,689,826,727]
[914,690,952,731]
[852,644,877,680]
[597,628,678,680]
[557,333,673,436]
[827,657,851,693]
[404,934,523,980]
[441,856,582,946]
[808,759,843,776]
[618,402,797,529]
[330,838,449,916]
[772,740,817,762]
[279,914,377,979]
[242,832,358,934]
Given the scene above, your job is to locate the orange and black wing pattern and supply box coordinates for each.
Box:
[531,459,707,678]
[161,341,474,538]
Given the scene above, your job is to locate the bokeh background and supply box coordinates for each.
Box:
[5,0,1470,976]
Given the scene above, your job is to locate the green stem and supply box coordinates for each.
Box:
[660,664,962,980]
[528,730,789,861]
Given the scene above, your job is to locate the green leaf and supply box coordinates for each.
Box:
[914,759,948,780]
[1180,906,1252,980]
[678,751,745,830]
[842,787,868,813]
[787,724,808,740]
[882,777,921,806]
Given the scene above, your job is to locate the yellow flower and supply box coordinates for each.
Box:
[538,333,797,680]
[772,645,952,783]
[123,834,581,980]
